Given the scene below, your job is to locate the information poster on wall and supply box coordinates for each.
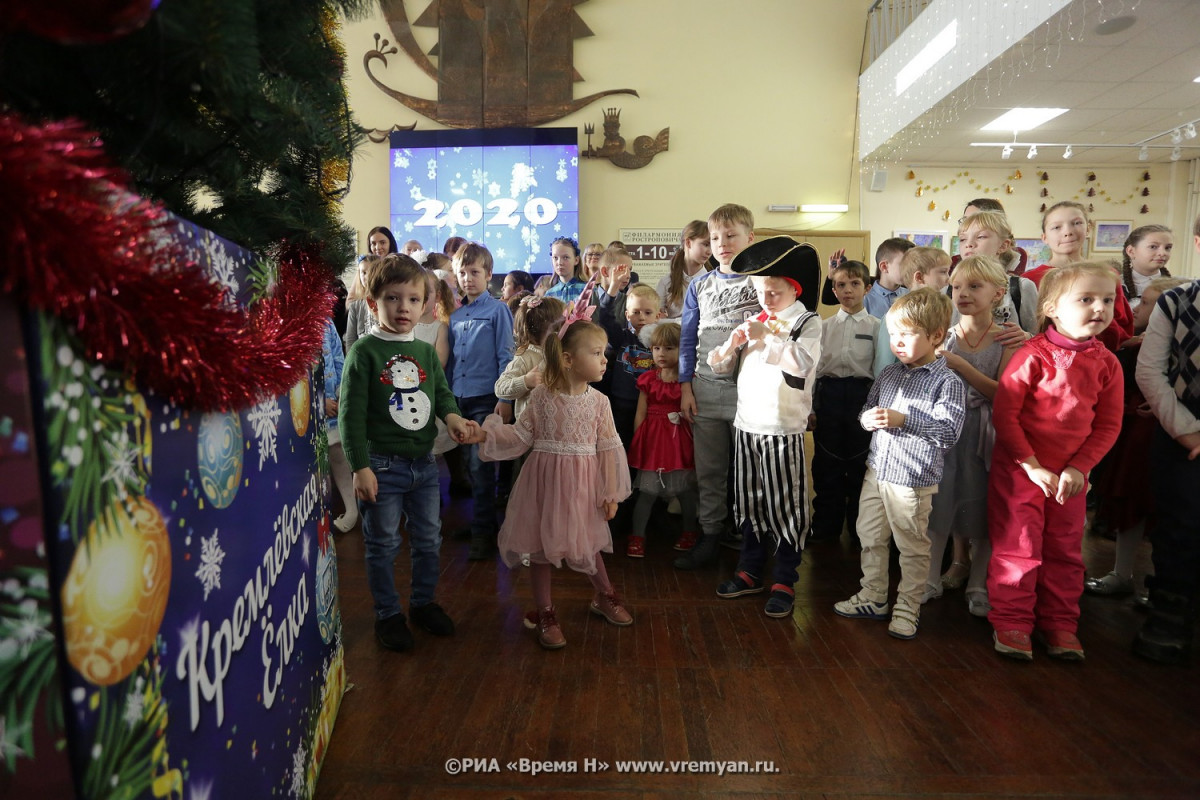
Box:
[618,228,682,287]
[1,218,345,800]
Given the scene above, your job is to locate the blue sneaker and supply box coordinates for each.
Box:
[833,592,890,620]
[764,584,795,618]
[716,570,764,598]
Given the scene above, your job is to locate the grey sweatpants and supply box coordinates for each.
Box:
[690,377,738,537]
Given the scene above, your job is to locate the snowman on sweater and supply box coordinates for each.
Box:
[379,354,431,431]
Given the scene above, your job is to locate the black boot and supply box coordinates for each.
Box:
[1132,587,1193,664]
[468,529,497,561]
[673,533,720,570]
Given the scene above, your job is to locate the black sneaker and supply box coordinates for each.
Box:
[410,603,455,636]
[375,614,414,652]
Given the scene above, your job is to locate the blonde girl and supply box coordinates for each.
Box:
[582,242,605,280]
[1121,224,1173,309]
[535,236,586,303]
[343,254,382,350]
[494,295,566,419]
[957,210,1039,336]
[657,220,712,318]
[626,322,698,557]
[467,318,633,649]
[925,256,1016,616]
[988,262,1124,661]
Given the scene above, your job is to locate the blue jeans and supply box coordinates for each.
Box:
[456,394,500,539]
[359,452,442,620]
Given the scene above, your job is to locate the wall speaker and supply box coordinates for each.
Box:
[868,169,888,192]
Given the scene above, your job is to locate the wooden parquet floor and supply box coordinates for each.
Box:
[314,480,1200,799]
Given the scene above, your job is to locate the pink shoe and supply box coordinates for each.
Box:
[1037,629,1085,661]
[589,591,633,626]
[993,629,1033,661]
[625,535,645,558]
[524,607,566,649]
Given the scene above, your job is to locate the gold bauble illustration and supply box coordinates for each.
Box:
[61,497,172,686]
[290,377,311,436]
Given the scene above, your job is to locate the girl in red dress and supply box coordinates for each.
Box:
[625,322,697,557]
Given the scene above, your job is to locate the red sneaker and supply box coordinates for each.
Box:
[673,530,698,551]
[625,535,645,558]
[1037,629,1085,661]
[993,629,1033,661]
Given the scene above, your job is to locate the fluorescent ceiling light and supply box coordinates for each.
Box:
[894,20,958,96]
[981,107,1069,132]
[1194,75,1200,83]
[800,204,849,213]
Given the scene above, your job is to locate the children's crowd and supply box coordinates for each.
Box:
[325,202,1200,666]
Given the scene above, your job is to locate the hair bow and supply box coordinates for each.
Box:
[521,295,544,309]
[557,276,598,339]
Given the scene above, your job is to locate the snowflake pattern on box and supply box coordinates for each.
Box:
[246,397,282,470]
[195,530,226,600]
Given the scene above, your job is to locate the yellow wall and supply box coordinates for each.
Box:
[339,0,872,260]
[338,1,1197,277]
[859,162,1196,275]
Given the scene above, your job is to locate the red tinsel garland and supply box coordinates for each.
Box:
[1,112,334,412]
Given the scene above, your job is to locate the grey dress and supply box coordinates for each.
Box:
[927,329,1005,541]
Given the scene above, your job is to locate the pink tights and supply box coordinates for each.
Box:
[529,555,613,609]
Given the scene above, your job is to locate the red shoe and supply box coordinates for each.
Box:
[993,629,1033,661]
[1037,629,1085,661]
[625,535,645,558]
[673,530,698,551]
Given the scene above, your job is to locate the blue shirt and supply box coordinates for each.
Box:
[544,277,586,304]
[322,319,345,433]
[861,357,965,487]
[863,282,907,318]
[448,292,514,398]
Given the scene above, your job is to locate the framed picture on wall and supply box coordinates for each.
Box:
[1015,237,1054,268]
[1094,221,1132,252]
[950,235,959,256]
[894,230,947,251]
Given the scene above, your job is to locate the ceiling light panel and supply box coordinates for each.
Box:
[981,108,1070,132]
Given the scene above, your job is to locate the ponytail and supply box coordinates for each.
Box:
[542,321,605,394]
[666,220,709,312]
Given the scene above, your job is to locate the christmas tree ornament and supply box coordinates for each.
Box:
[1143,187,1150,196]
[60,496,172,686]
[916,186,925,197]
[1087,172,1096,181]
[1087,187,1096,197]
[1040,172,1049,181]
[1041,188,1049,197]
[1040,203,1047,213]
[1005,184,1014,194]
[942,210,952,221]
[907,170,915,180]
[197,411,244,509]
[290,377,311,436]
[1143,171,1151,181]
[928,201,937,211]
[1141,205,1150,214]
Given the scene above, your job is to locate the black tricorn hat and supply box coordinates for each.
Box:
[729,236,821,304]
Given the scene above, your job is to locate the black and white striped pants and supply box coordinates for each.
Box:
[733,429,809,549]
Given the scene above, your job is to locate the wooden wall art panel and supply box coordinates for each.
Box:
[367,0,639,129]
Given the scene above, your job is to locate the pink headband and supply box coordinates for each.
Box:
[558,276,597,339]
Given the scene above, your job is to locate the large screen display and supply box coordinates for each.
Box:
[389,128,579,273]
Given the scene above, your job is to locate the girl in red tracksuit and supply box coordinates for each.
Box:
[987,262,1123,662]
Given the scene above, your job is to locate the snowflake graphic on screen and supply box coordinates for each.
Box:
[510,163,537,196]
[556,165,568,183]
[427,158,438,180]
[246,397,282,469]
[405,175,413,185]
[195,530,226,599]
[571,156,578,167]
[487,182,501,198]
[404,221,414,232]
[393,152,409,169]
[290,742,308,797]
[553,223,562,232]
[496,248,506,260]
[471,168,488,190]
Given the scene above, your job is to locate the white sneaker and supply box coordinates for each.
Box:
[834,592,890,620]
[966,590,991,618]
[888,598,920,639]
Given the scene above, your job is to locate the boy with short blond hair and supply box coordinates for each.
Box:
[675,203,762,569]
[341,254,472,651]
[594,256,661,447]
[874,246,953,376]
[834,288,966,640]
[449,242,514,559]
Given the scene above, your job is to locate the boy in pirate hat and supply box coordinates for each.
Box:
[706,237,822,618]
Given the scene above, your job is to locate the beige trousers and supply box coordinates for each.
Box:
[855,467,938,610]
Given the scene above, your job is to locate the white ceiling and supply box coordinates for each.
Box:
[874,0,1200,165]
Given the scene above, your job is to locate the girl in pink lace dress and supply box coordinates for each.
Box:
[469,318,633,649]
